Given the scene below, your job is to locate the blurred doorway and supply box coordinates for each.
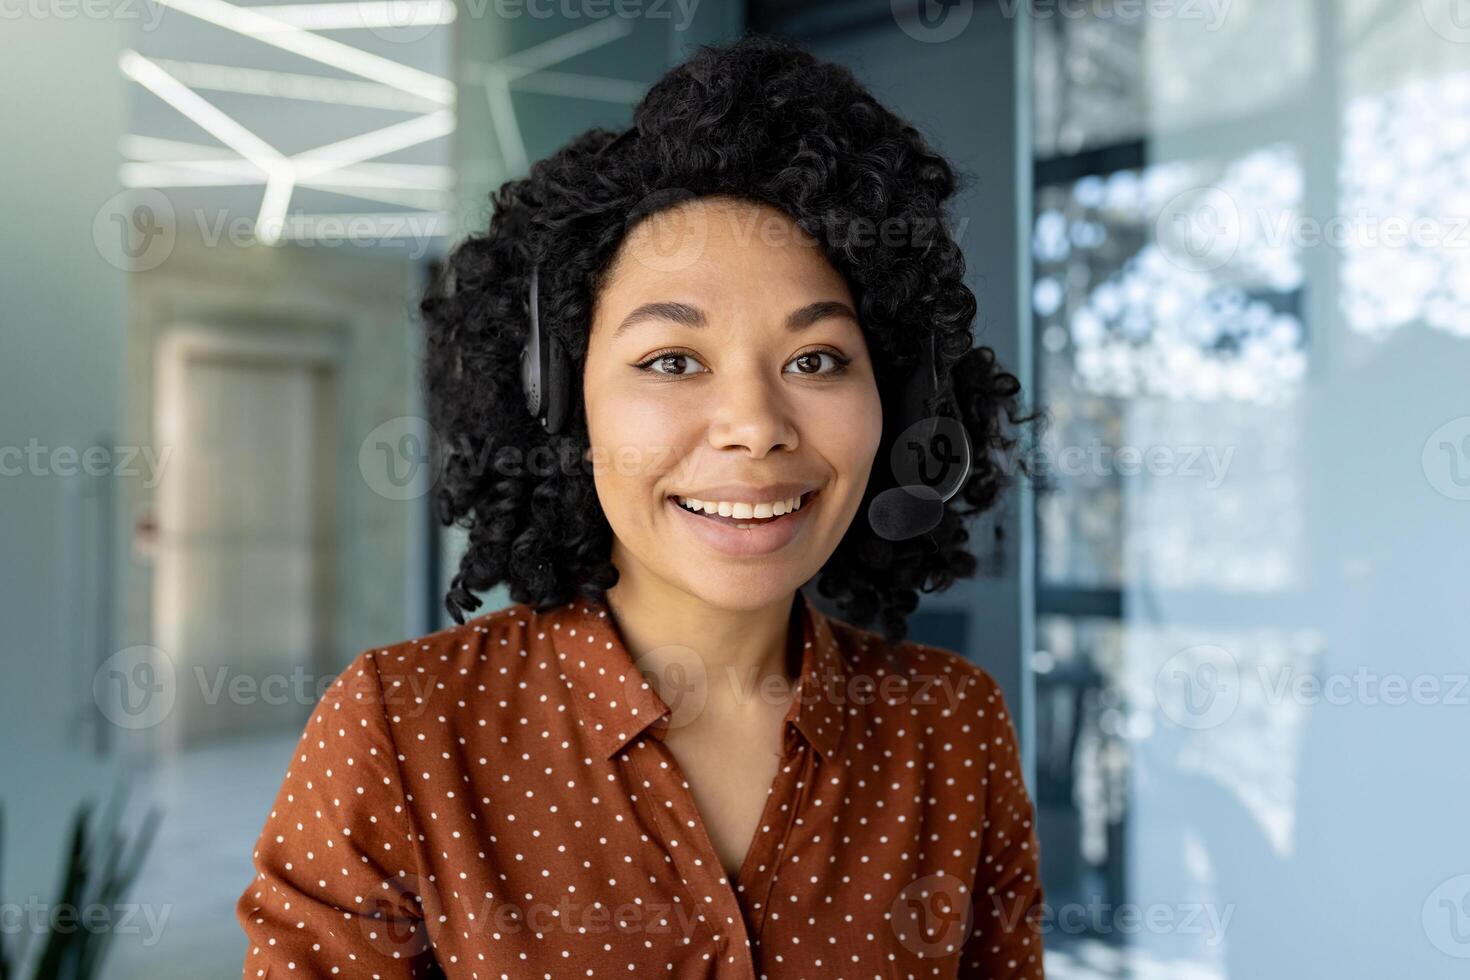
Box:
[152,328,341,749]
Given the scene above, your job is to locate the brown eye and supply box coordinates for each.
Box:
[634,350,708,376]
[786,350,851,376]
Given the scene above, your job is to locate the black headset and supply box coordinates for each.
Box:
[519,262,572,436]
[517,126,972,540]
[865,332,975,541]
[518,128,636,437]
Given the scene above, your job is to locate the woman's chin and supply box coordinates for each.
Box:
[665,562,814,615]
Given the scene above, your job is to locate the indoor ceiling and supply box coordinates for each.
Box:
[122,0,455,248]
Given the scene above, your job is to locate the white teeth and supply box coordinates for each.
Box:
[675,493,809,517]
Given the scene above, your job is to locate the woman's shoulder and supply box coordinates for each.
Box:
[334,600,551,700]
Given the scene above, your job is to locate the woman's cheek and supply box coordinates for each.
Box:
[588,387,696,504]
[607,392,693,467]
[829,381,884,468]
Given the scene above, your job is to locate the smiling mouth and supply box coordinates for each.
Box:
[666,489,821,529]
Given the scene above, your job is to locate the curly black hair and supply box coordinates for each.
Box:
[419,32,1040,644]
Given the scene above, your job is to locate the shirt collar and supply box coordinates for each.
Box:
[544,588,848,762]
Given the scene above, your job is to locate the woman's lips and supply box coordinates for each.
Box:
[667,489,820,558]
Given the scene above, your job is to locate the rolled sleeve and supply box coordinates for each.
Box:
[235,649,439,978]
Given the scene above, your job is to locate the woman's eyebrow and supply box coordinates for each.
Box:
[613,300,859,338]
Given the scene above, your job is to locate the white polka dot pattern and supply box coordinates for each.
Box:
[235,589,1045,978]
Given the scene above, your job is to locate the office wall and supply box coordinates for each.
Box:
[0,10,131,917]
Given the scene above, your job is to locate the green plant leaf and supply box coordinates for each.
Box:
[29,799,92,980]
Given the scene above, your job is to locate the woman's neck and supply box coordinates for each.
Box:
[602,571,801,719]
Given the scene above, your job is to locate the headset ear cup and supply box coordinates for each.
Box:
[898,334,935,423]
[523,264,544,424]
[519,343,537,420]
[544,333,571,435]
[524,261,573,434]
[866,332,972,541]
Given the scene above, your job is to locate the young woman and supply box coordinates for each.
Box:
[238,33,1044,979]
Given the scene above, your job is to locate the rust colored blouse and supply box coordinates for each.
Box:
[236,589,1045,978]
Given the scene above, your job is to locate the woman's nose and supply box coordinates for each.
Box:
[704,372,800,458]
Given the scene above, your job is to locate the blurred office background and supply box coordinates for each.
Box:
[3,0,1469,977]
